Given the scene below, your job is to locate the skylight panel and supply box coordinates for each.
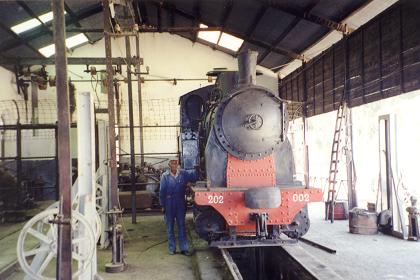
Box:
[66,33,89,49]
[218,32,244,52]
[39,44,55,57]
[11,18,41,34]
[196,24,244,52]
[38,12,54,23]
[197,24,221,44]
[38,33,89,57]
[11,11,65,34]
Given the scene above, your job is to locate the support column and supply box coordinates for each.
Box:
[103,0,119,208]
[125,35,137,224]
[346,106,357,209]
[135,35,144,167]
[52,0,72,278]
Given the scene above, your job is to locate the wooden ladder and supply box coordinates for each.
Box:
[325,102,346,223]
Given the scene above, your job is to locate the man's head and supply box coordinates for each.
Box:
[168,159,179,174]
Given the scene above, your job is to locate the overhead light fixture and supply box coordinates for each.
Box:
[197,24,221,44]
[11,11,65,34]
[218,32,244,52]
[38,33,89,57]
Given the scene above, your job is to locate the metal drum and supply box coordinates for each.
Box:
[349,208,378,235]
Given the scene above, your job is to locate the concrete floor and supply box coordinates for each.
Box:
[302,211,420,279]
[96,215,196,280]
[2,205,420,280]
[3,213,229,280]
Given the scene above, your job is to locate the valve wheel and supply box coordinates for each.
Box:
[17,208,95,280]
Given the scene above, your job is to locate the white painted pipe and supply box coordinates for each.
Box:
[77,91,97,279]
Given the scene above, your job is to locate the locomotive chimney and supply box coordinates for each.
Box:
[238,50,258,86]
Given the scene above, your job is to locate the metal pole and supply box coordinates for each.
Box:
[114,82,122,157]
[31,80,39,136]
[55,126,59,201]
[16,122,22,202]
[346,106,357,209]
[125,35,137,224]
[135,34,145,167]
[52,0,72,278]
[103,0,119,208]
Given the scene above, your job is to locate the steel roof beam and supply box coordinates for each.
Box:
[63,3,93,42]
[0,56,133,65]
[153,1,303,61]
[157,2,162,32]
[138,0,149,24]
[259,0,353,34]
[0,19,44,57]
[237,5,267,53]
[192,0,201,42]
[257,0,320,64]
[220,0,233,28]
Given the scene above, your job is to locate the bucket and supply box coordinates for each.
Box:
[326,200,349,220]
[349,208,378,235]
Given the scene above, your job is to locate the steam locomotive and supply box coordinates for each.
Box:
[179,50,322,247]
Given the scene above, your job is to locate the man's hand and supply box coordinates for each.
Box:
[161,207,165,214]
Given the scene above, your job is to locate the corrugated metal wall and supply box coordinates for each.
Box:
[279,0,420,117]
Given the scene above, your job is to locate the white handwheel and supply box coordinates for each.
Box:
[17,208,95,280]
[94,211,102,242]
[95,182,105,215]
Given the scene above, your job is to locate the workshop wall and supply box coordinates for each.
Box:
[0,32,278,163]
[293,89,420,216]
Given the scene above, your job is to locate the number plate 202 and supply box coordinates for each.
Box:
[208,195,224,204]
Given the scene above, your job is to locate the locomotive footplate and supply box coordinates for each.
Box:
[193,187,323,228]
[210,212,299,248]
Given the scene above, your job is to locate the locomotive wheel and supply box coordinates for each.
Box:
[244,187,281,209]
[194,209,226,241]
[192,205,212,221]
[284,207,310,239]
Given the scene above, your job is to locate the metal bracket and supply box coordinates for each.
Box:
[250,212,269,239]
[48,213,71,225]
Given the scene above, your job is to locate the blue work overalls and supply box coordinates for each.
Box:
[159,169,198,253]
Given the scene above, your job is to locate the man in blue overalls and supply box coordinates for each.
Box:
[159,159,198,255]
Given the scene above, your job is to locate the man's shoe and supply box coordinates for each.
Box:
[169,251,176,255]
[180,250,192,256]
